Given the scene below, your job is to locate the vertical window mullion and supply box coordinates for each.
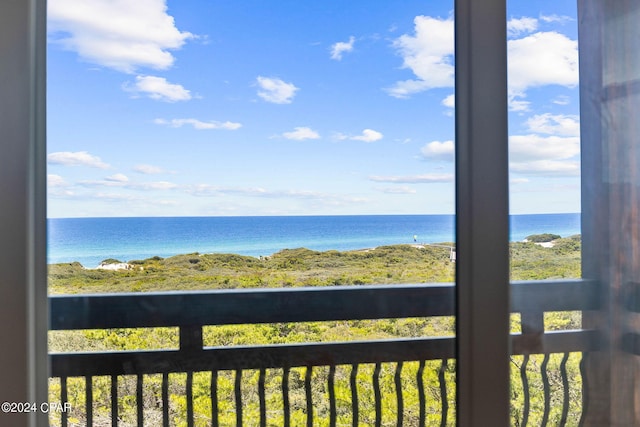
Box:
[455,0,510,425]
[0,0,48,425]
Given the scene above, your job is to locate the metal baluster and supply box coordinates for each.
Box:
[417,361,425,427]
[137,374,143,427]
[305,366,313,427]
[521,354,530,427]
[373,363,382,427]
[350,364,359,427]
[559,353,570,426]
[235,370,243,427]
[186,372,194,427]
[395,362,404,427]
[162,373,169,427]
[86,376,93,427]
[111,375,118,427]
[328,365,336,427]
[578,353,587,427]
[541,354,551,426]
[259,368,267,427]
[61,377,68,427]
[283,367,290,427]
[211,370,218,427]
[439,359,448,427]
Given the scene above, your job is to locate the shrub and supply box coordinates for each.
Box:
[100,258,123,264]
[525,233,561,243]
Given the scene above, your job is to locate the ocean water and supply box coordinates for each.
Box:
[48,214,580,268]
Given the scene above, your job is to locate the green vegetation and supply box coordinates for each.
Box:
[48,238,582,426]
[99,258,124,265]
[49,245,456,294]
[49,238,580,294]
[525,233,562,243]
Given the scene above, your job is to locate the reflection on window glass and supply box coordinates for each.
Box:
[506,2,584,425]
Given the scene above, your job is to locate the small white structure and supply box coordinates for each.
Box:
[96,262,133,271]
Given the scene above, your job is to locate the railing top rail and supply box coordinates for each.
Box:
[50,280,598,331]
[49,330,600,377]
[50,283,453,299]
[50,283,454,330]
[511,279,598,313]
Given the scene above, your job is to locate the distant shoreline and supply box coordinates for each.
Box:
[48,237,581,295]
[55,234,580,269]
[47,214,580,268]
[61,243,454,269]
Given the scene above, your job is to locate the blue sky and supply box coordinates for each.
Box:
[47,0,580,218]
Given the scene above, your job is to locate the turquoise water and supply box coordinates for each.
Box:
[48,214,580,268]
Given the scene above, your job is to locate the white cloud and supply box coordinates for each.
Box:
[48,151,110,169]
[137,181,178,190]
[351,129,383,142]
[48,174,67,187]
[133,164,165,174]
[375,186,417,194]
[330,36,355,60]
[509,133,580,176]
[126,75,192,102]
[511,178,530,184]
[510,160,579,176]
[94,192,138,201]
[509,99,531,112]
[552,95,570,105]
[441,94,455,116]
[441,94,455,108]
[187,184,363,205]
[388,16,578,107]
[256,76,298,104]
[387,16,454,98]
[105,173,129,182]
[80,178,179,190]
[421,140,454,161]
[335,129,383,142]
[507,17,538,37]
[508,32,579,108]
[369,173,453,183]
[155,200,179,206]
[386,80,433,99]
[509,110,580,179]
[509,134,579,163]
[187,184,224,196]
[78,179,125,188]
[540,14,573,24]
[525,114,580,137]
[154,118,242,130]
[282,127,320,140]
[48,0,193,73]
[48,186,76,198]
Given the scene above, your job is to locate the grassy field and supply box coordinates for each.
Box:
[49,235,580,295]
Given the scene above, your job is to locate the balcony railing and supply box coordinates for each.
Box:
[49,279,599,426]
